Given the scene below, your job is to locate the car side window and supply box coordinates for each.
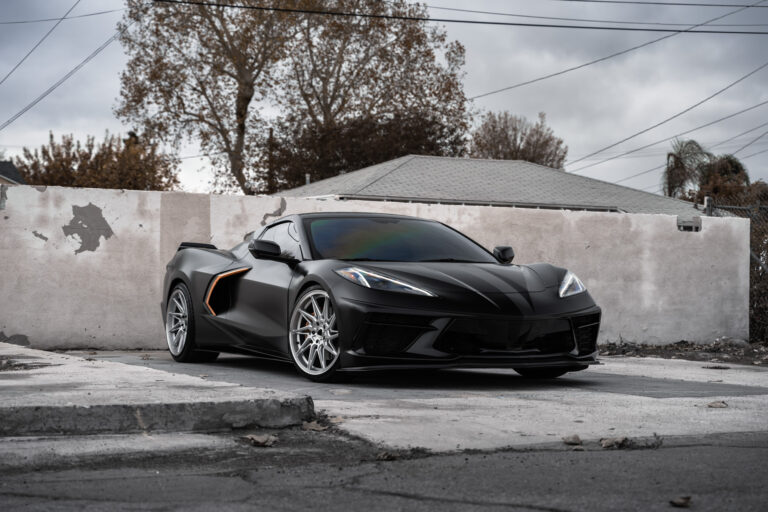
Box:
[259,222,302,260]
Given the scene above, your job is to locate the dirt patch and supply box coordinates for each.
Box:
[600,339,768,366]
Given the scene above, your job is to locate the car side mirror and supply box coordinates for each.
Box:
[249,239,281,259]
[493,246,515,263]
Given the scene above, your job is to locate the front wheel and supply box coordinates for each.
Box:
[288,287,341,381]
[165,283,219,363]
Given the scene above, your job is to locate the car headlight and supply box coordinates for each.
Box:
[559,270,586,298]
[335,267,436,297]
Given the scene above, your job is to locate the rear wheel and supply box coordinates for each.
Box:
[288,287,340,381]
[514,368,570,379]
[165,283,219,363]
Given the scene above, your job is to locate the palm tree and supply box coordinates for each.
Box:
[663,138,711,198]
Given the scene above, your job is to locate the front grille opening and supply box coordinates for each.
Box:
[572,313,601,354]
[434,318,575,355]
[355,313,435,356]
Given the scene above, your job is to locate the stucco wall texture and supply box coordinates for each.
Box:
[0,185,750,350]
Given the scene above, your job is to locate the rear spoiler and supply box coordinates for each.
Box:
[177,242,218,251]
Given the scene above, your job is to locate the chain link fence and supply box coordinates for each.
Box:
[711,196,768,342]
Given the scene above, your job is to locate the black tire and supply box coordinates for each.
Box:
[288,285,341,382]
[165,282,219,363]
[514,367,570,379]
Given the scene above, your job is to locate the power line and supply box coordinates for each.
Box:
[742,147,768,159]
[707,119,768,148]
[152,0,768,34]
[548,0,768,7]
[0,26,127,133]
[469,1,763,100]
[0,0,81,87]
[733,129,768,154]
[0,8,123,25]
[420,3,768,27]
[567,58,768,165]
[611,120,768,184]
[568,98,768,173]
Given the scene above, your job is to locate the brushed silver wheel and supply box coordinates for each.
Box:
[289,289,340,376]
[166,288,188,356]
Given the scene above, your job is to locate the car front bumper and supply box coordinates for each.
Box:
[334,295,601,372]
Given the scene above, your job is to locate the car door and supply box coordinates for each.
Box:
[226,221,303,356]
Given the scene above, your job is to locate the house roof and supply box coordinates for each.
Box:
[279,155,701,219]
[0,161,25,185]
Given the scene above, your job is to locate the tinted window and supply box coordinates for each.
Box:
[260,221,302,259]
[305,217,496,263]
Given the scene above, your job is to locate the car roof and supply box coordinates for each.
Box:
[270,212,434,224]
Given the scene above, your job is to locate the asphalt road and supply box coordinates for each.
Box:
[2,429,767,511]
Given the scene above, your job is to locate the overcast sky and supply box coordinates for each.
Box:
[1,0,767,195]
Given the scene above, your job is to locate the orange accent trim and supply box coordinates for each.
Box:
[205,267,250,316]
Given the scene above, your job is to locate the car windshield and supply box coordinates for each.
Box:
[304,217,497,263]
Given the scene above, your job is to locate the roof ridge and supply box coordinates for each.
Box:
[405,154,696,210]
[353,155,417,195]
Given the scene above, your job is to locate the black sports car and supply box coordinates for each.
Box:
[162,212,601,381]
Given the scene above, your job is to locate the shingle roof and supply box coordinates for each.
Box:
[280,155,701,219]
[0,161,25,184]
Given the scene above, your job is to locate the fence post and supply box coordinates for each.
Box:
[704,196,714,216]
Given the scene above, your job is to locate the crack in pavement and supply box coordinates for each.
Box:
[343,486,573,512]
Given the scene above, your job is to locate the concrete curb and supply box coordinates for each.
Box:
[0,342,315,436]
[0,398,315,437]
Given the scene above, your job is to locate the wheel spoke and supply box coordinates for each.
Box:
[291,325,312,334]
[318,346,327,369]
[325,344,338,357]
[311,296,323,318]
[327,331,339,341]
[328,313,336,327]
[297,338,312,354]
[299,309,316,324]
[321,297,329,320]
[307,345,317,369]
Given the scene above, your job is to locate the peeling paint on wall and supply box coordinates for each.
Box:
[0,332,30,347]
[61,203,114,254]
[32,231,48,242]
[261,197,286,226]
[0,184,7,210]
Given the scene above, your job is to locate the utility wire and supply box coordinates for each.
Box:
[741,147,768,159]
[152,0,768,33]
[0,0,81,87]
[470,0,764,99]
[419,3,768,27]
[611,120,768,184]
[733,129,768,154]
[567,59,768,165]
[0,8,123,25]
[568,98,768,173]
[0,26,128,133]
[548,0,768,7]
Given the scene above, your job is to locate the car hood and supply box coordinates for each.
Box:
[354,262,558,295]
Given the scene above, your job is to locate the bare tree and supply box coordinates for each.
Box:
[116,0,294,194]
[279,0,468,133]
[470,112,568,169]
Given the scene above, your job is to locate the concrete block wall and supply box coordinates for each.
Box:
[0,185,750,349]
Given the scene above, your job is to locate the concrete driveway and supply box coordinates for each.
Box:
[78,351,768,452]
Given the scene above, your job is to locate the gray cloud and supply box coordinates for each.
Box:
[0,0,766,194]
